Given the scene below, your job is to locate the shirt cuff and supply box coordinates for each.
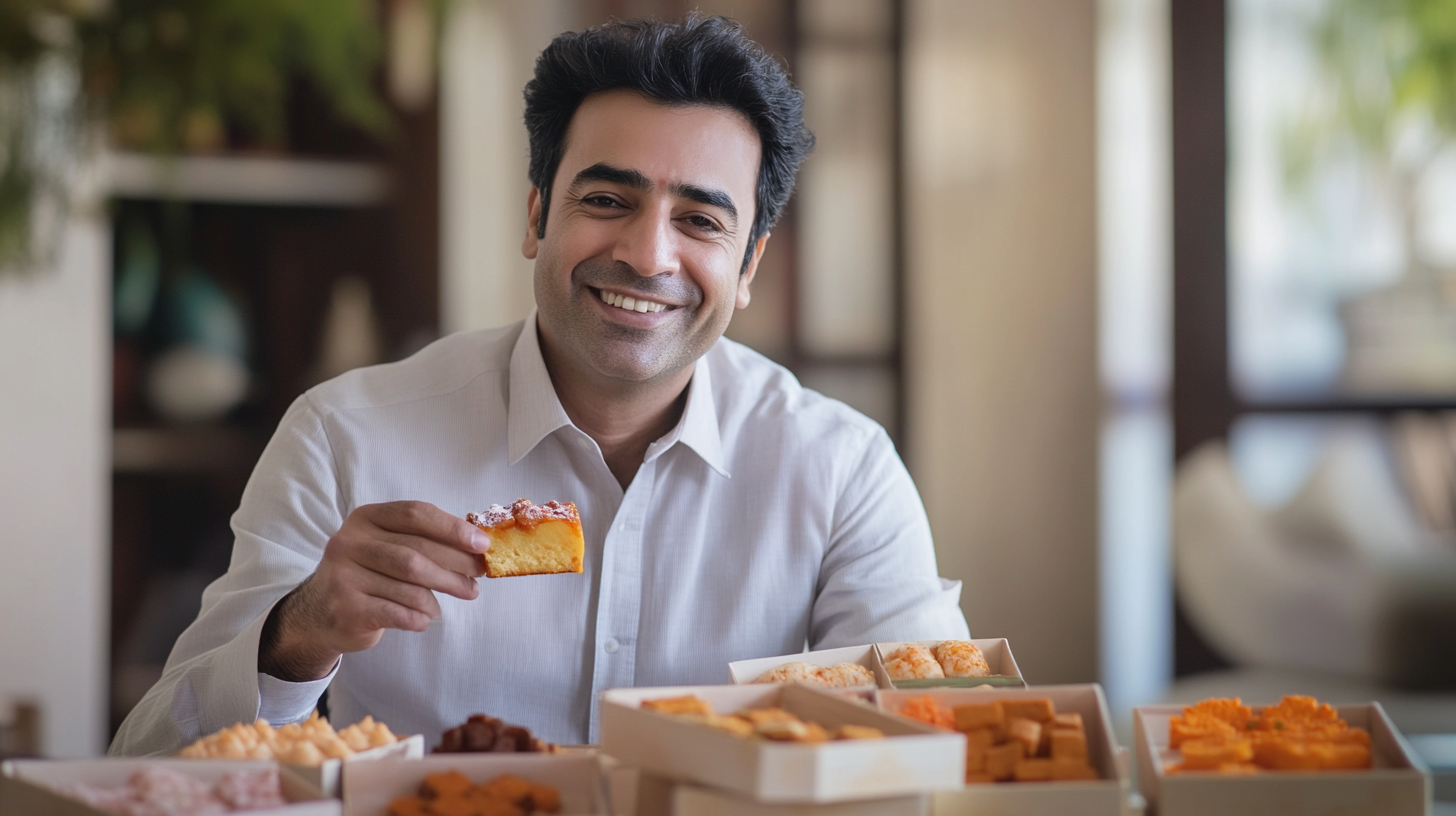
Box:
[257,661,338,724]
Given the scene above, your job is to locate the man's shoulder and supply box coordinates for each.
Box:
[303,321,523,416]
[707,337,884,442]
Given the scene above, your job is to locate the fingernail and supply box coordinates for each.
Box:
[472,532,491,552]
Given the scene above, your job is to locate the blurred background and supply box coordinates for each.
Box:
[1,0,1455,768]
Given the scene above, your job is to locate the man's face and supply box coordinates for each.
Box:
[524,90,766,386]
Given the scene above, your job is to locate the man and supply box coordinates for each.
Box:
[112,15,967,754]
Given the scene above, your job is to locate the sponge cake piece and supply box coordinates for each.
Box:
[466,499,584,577]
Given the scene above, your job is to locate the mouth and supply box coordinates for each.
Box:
[591,287,674,315]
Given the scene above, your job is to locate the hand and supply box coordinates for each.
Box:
[259,501,489,681]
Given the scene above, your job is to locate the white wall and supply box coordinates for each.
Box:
[440,0,581,334]
[905,0,1101,684]
[0,212,110,757]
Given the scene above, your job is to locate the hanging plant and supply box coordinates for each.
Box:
[0,0,395,276]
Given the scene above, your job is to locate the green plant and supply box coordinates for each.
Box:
[0,0,393,274]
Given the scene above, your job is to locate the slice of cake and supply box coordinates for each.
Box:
[466,499,584,577]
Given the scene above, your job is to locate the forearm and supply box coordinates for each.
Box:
[258,581,342,683]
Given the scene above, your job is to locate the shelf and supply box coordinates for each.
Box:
[103,151,392,206]
[112,426,269,474]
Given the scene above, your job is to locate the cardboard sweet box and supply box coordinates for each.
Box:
[727,639,1023,692]
[0,758,338,816]
[341,752,608,816]
[599,683,966,804]
[877,684,1130,816]
[1134,702,1431,816]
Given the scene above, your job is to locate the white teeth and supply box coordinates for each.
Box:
[598,289,668,313]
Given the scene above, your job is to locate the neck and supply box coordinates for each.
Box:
[537,326,694,490]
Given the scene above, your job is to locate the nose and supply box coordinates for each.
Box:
[613,203,679,278]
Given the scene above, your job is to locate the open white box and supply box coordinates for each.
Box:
[600,684,965,803]
[282,734,424,798]
[0,758,338,816]
[873,640,1023,689]
[341,753,608,816]
[877,684,1129,816]
[728,645,890,691]
[1134,703,1431,816]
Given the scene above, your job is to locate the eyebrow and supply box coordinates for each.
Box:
[568,162,739,227]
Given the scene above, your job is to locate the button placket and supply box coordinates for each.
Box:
[587,458,654,742]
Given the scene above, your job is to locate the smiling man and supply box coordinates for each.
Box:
[112,15,968,754]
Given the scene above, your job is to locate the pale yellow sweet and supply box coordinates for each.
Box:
[176,711,400,765]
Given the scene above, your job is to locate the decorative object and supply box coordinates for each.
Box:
[313,275,383,383]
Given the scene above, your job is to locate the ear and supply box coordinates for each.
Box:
[736,233,770,309]
[522,187,542,260]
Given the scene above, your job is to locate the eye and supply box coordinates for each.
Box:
[681,214,723,234]
[582,195,624,210]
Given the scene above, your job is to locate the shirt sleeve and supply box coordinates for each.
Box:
[808,426,971,648]
[109,394,347,756]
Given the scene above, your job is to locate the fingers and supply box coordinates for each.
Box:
[354,536,481,601]
[366,501,490,555]
[383,532,487,579]
[355,569,442,628]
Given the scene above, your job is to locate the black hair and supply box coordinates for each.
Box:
[523,14,815,272]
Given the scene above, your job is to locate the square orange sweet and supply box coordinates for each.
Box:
[964,728,996,774]
[1006,716,1042,756]
[985,741,1026,781]
[999,699,1055,723]
[1051,759,1099,781]
[953,702,1004,733]
[1014,759,1055,782]
[1051,729,1088,761]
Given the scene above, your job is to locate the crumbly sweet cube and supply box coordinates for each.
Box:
[1180,737,1254,770]
[1006,717,1042,756]
[1050,759,1100,781]
[1310,742,1372,770]
[954,703,1005,733]
[1052,712,1084,732]
[964,728,996,774]
[642,695,714,717]
[999,699,1056,723]
[985,741,1027,781]
[1014,759,1055,781]
[964,773,996,784]
[422,771,475,800]
[1051,729,1088,761]
[468,500,584,577]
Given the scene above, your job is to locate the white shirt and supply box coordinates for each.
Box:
[110,315,968,755]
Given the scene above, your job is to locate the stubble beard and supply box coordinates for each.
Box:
[538,254,724,385]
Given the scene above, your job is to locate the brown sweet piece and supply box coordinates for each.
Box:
[422,771,475,800]
[1014,759,1055,781]
[1006,717,1042,756]
[435,714,558,754]
[953,703,1004,733]
[642,696,715,717]
[1051,759,1100,781]
[528,783,562,814]
[964,728,996,773]
[1051,729,1088,761]
[427,795,478,816]
[999,699,1055,723]
[738,707,799,726]
[467,499,584,577]
[477,775,534,806]
[964,773,996,784]
[985,741,1026,781]
[389,795,430,816]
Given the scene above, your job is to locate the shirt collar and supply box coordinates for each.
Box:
[507,313,574,464]
[507,312,729,478]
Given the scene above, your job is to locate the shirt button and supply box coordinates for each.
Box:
[603,638,620,654]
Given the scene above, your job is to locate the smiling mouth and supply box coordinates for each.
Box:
[594,287,671,314]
